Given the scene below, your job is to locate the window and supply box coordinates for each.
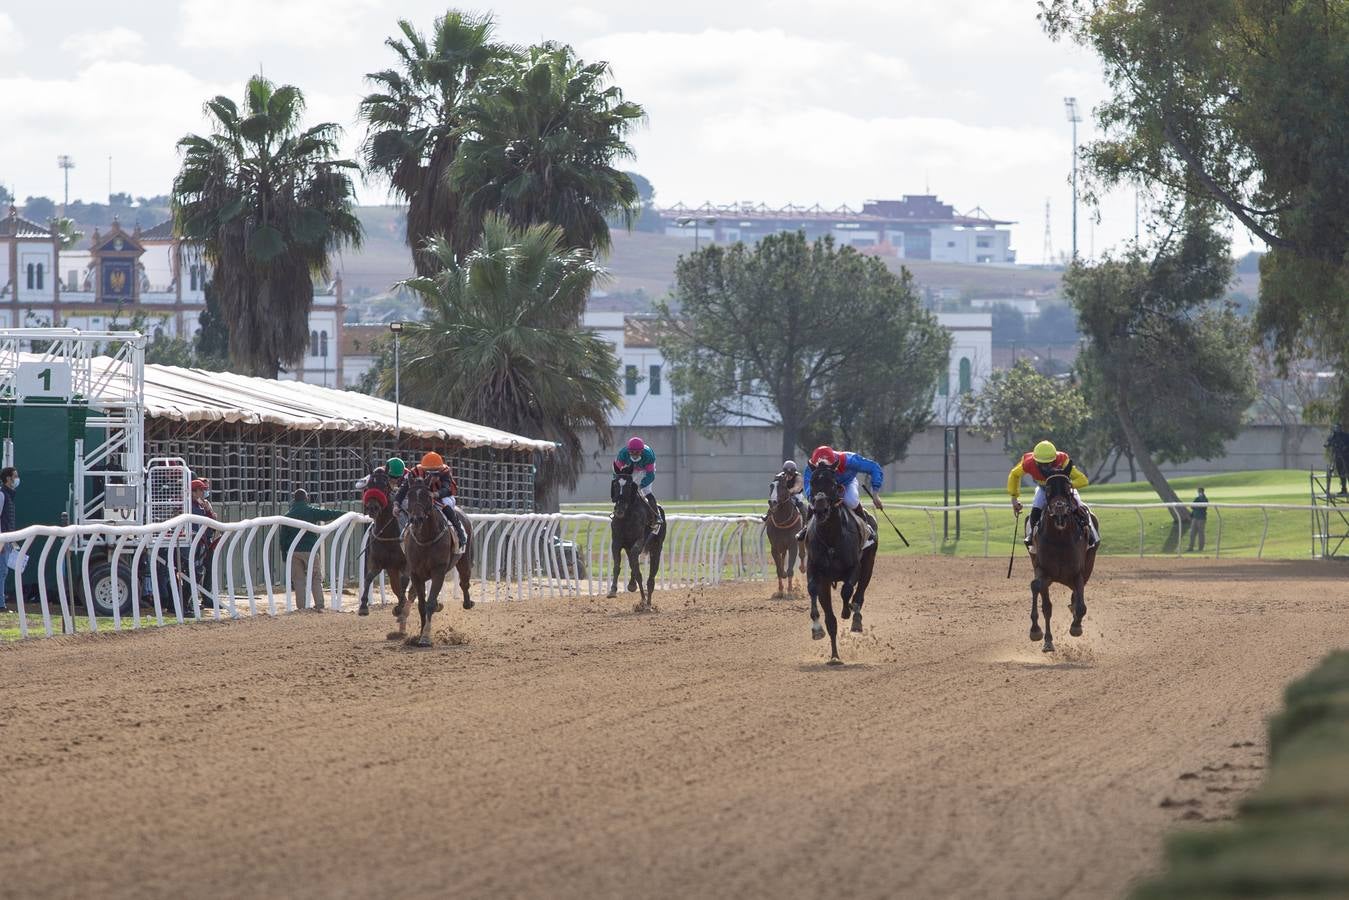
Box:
[959,357,973,394]
[976,237,992,248]
[36,263,44,290]
[189,265,198,291]
[310,331,319,357]
[649,364,662,396]
[26,264,34,290]
[624,365,638,396]
[320,331,328,358]
[946,241,956,248]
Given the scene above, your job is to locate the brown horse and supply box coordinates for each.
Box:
[358,487,408,618]
[1028,471,1098,653]
[606,474,666,612]
[804,462,877,663]
[395,476,473,646]
[765,495,805,598]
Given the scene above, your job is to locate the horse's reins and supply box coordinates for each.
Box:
[769,499,802,530]
[405,486,450,548]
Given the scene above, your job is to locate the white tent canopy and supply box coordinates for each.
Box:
[95,358,556,453]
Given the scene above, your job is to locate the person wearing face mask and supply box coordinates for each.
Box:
[0,467,19,610]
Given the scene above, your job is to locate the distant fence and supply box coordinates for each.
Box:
[0,512,767,640]
[883,502,1328,559]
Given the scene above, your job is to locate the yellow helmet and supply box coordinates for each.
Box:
[1033,440,1058,465]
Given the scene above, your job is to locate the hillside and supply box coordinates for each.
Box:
[338,206,1064,313]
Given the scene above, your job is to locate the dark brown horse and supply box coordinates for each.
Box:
[765,494,805,598]
[396,476,473,646]
[606,473,666,611]
[358,487,408,618]
[1028,471,1098,652]
[804,462,877,663]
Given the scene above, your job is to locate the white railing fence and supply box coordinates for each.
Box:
[880,502,1324,559]
[1,512,768,640]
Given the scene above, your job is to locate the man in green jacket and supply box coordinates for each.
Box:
[280,488,346,610]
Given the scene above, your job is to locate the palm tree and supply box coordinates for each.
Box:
[384,215,621,508]
[358,11,513,275]
[172,75,362,377]
[451,42,645,268]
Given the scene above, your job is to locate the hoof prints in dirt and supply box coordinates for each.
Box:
[1163,741,1266,823]
[396,629,470,648]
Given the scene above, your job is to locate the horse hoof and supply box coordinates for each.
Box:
[358,606,369,617]
[434,603,444,613]
[1043,641,1055,653]
[827,657,844,666]
[386,631,403,641]
[850,615,863,634]
[811,623,825,640]
[605,591,617,599]
[416,636,432,648]
[627,581,638,593]
[1069,623,1083,637]
[1029,626,1043,642]
[841,604,852,620]
[463,599,474,610]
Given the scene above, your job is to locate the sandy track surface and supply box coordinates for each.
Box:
[2,557,1347,900]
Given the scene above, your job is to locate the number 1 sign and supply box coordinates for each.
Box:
[16,361,73,401]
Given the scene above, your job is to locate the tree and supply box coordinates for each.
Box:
[359,11,513,275]
[657,231,951,464]
[1040,0,1349,416]
[1062,214,1257,514]
[23,196,55,222]
[961,360,1089,455]
[195,280,230,362]
[50,217,84,251]
[991,303,1026,347]
[449,42,644,266]
[172,75,362,377]
[369,215,620,509]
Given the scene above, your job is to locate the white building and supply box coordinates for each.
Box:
[583,310,992,429]
[0,208,346,379]
[929,227,1016,265]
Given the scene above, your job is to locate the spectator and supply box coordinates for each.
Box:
[279,488,345,611]
[0,466,18,610]
[1188,487,1208,553]
[1326,424,1349,496]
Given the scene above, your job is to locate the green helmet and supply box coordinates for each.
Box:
[386,457,406,477]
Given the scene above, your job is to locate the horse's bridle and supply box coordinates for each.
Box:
[612,473,637,519]
[810,465,841,523]
[365,500,402,543]
[405,479,449,546]
[1043,472,1075,528]
[769,496,802,530]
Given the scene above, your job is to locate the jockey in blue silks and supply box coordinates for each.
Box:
[799,445,883,546]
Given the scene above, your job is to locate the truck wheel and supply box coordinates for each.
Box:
[86,561,136,618]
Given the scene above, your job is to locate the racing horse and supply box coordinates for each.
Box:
[396,475,473,646]
[357,479,408,618]
[1028,470,1098,652]
[765,493,805,598]
[804,461,877,663]
[606,472,667,611]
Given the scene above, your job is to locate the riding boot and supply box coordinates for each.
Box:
[644,493,662,534]
[1025,508,1042,551]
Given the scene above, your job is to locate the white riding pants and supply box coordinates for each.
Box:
[639,484,653,498]
[841,479,860,509]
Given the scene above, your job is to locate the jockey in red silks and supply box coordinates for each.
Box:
[798,445,883,547]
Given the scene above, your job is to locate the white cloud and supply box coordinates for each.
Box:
[0,13,24,54]
[59,27,146,62]
[178,0,382,50]
[0,61,231,203]
[563,7,611,32]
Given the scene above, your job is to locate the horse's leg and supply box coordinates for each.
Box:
[786,541,797,594]
[357,567,376,616]
[458,554,473,610]
[417,570,445,647]
[607,537,622,599]
[807,572,824,640]
[797,537,807,574]
[629,545,648,611]
[848,546,877,634]
[821,582,841,663]
[773,544,785,597]
[645,543,661,610]
[1041,583,1055,653]
[1029,574,1043,642]
[392,573,415,641]
[1069,574,1086,637]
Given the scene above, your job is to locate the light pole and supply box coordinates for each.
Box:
[389,321,403,447]
[1063,97,1081,260]
[675,216,718,250]
[57,155,74,216]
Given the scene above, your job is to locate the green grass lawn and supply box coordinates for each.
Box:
[564,469,1335,560]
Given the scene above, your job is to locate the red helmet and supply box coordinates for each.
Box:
[810,446,838,467]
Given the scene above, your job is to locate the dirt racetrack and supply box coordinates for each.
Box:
[3,556,1348,900]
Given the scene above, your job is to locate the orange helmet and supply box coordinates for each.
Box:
[419,451,445,469]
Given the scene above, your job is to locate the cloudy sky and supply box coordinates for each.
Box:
[0,1,1259,262]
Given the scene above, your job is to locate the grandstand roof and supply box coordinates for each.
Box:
[92,357,555,453]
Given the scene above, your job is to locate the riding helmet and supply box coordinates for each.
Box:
[386,457,406,477]
[420,451,445,469]
[627,437,645,455]
[810,446,838,467]
[1033,440,1058,465]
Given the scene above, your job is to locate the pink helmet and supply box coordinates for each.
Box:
[627,437,645,455]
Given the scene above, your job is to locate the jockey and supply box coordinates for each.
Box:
[1007,440,1098,551]
[395,452,467,547]
[798,445,883,548]
[766,460,806,517]
[613,436,661,534]
[357,458,408,529]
